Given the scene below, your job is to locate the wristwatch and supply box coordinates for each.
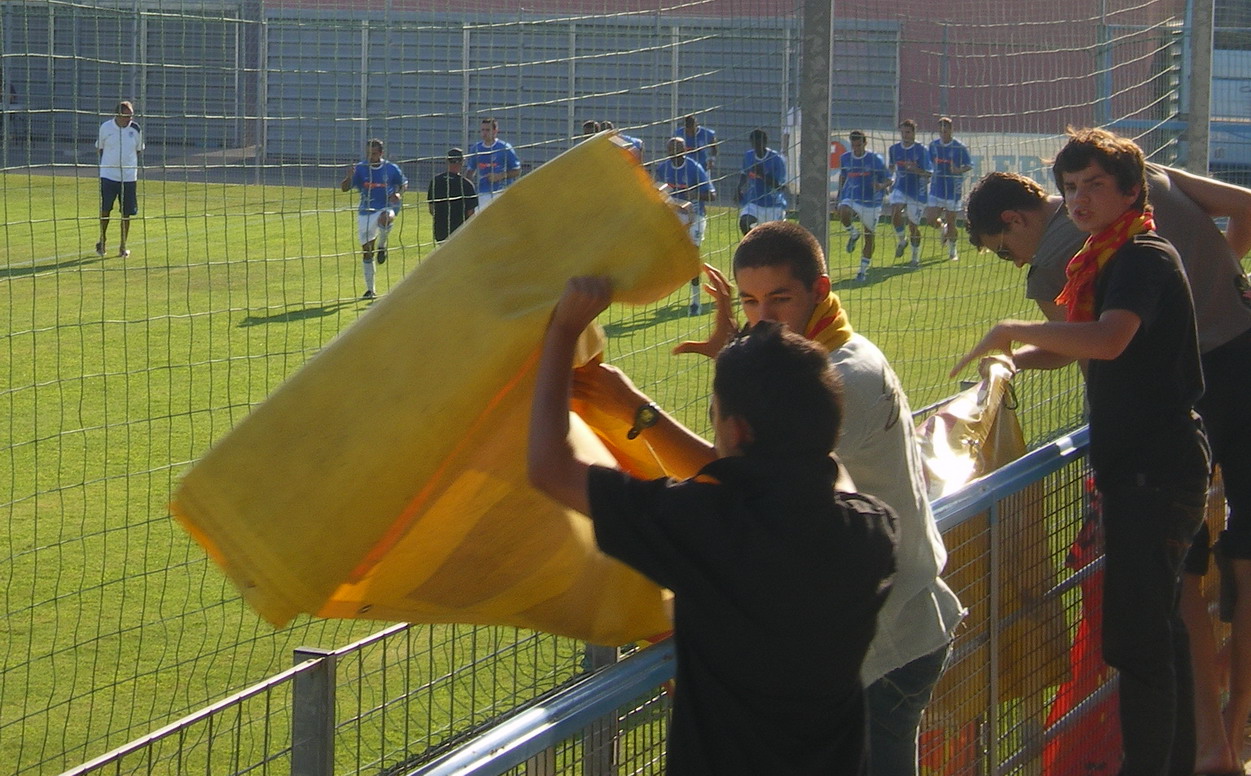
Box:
[627,402,660,440]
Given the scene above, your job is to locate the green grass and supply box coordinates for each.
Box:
[0,169,1085,773]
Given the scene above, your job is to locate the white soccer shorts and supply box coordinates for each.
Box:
[839,200,882,230]
[358,208,396,246]
[888,191,926,226]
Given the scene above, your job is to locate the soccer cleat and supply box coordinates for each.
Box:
[855,269,867,282]
[95,241,106,257]
[910,258,921,268]
[375,248,387,265]
[362,290,378,300]
[895,241,906,259]
[118,248,130,259]
[845,232,859,254]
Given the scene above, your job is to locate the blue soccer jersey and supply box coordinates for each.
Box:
[740,149,788,208]
[838,151,890,207]
[888,142,931,201]
[467,140,521,194]
[351,160,407,214]
[678,125,717,170]
[928,139,972,200]
[656,158,714,216]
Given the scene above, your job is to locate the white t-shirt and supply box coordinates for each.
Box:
[831,334,966,684]
[97,118,145,182]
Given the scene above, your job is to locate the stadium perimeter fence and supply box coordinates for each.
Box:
[0,0,1234,772]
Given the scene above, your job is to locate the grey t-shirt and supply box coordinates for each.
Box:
[1027,163,1251,353]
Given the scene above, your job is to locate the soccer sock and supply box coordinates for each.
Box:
[911,242,921,260]
[363,259,376,293]
[894,227,906,244]
[859,256,871,273]
[849,225,861,239]
[690,277,700,305]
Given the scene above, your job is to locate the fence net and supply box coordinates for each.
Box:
[0,0,1210,772]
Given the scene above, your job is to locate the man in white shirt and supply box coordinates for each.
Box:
[96,101,144,258]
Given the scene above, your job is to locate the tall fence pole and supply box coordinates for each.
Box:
[798,0,833,254]
[1184,0,1214,174]
[292,647,336,776]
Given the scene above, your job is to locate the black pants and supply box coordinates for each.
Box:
[1100,477,1207,776]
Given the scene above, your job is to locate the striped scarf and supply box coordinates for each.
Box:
[804,291,855,353]
[1055,209,1155,323]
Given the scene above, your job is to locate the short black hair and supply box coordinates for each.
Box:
[732,220,827,288]
[1052,127,1149,211]
[480,117,498,129]
[367,138,384,151]
[964,172,1049,248]
[582,120,599,133]
[750,128,768,145]
[899,119,917,130]
[714,320,843,457]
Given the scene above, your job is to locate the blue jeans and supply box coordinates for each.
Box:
[865,643,951,775]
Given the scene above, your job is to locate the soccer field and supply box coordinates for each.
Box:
[0,168,1084,771]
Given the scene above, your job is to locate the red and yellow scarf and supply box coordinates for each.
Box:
[1054,209,1155,322]
[805,291,855,353]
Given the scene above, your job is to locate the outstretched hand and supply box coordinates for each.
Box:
[673,264,738,358]
[950,323,1017,378]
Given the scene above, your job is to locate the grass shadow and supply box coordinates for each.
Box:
[832,260,926,291]
[603,301,707,336]
[0,254,105,279]
[239,300,357,327]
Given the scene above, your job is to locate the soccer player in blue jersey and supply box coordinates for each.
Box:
[340,138,407,300]
[926,117,973,261]
[888,119,932,268]
[679,114,718,176]
[657,136,717,314]
[736,129,788,236]
[601,120,644,162]
[467,117,521,209]
[837,130,892,281]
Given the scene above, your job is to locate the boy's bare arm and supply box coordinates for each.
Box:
[528,278,616,515]
[1166,166,1251,259]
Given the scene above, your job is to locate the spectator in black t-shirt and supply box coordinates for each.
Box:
[427,148,477,242]
[953,128,1210,774]
[528,277,898,775]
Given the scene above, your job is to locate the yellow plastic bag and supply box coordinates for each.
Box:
[172,134,699,645]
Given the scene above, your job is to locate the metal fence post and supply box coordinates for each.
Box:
[292,647,336,776]
[581,645,619,776]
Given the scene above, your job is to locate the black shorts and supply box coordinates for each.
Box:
[1198,328,1251,560]
[100,178,138,217]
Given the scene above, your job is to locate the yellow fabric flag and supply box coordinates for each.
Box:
[172,134,699,645]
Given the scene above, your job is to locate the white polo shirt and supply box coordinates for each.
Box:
[97,118,144,182]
